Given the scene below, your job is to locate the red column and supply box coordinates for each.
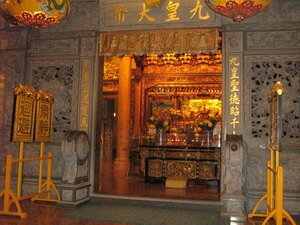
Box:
[113,55,132,177]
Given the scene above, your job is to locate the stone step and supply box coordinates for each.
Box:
[90,194,222,212]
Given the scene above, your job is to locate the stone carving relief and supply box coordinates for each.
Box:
[222,135,246,194]
[61,130,90,184]
[62,190,73,201]
[246,150,299,192]
[0,51,26,157]
[21,144,63,179]
[28,61,79,141]
[81,37,96,57]
[250,60,299,139]
[0,30,27,50]
[225,32,243,53]
[246,151,268,191]
[247,31,300,50]
[29,39,79,55]
[76,188,88,201]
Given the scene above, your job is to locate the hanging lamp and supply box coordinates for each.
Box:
[0,0,70,28]
[204,0,272,22]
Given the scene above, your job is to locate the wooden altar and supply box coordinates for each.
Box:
[140,145,221,183]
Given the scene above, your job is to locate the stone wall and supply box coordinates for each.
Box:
[0,22,28,176]
[243,30,300,213]
[0,1,99,189]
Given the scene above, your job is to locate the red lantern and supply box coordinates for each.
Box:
[0,0,70,28]
[204,0,272,22]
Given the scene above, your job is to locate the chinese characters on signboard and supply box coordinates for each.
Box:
[35,92,53,142]
[229,56,241,134]
[13,85,36,142]
[111,0,212,25]
[13,85,54,143]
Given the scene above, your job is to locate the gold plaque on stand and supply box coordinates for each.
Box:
[268,81,283,151]
[13,85,36,142]
[35,91,53,142]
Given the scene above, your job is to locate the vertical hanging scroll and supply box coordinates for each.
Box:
[13,85,36,142]
[35,91,53,142]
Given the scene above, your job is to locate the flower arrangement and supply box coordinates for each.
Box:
[196,117,218,131]
[149,116,169,130]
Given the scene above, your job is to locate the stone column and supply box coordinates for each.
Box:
[114,55,132,177]
[221,134,247,221]
[221,30,246,221]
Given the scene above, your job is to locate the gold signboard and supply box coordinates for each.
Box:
[13,85,36,142]
[35,91,53,142]
[100,28,219,56]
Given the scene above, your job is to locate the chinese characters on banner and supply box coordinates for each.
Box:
[229,56,241,134]
[111,0,212,25]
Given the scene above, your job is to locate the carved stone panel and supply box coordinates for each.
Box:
[0,50,27,169]
[29,39,79,55]
[247,31,300,50]
[27,61,79,142]
[81,37,96,57]
[245,55,300,150]
[225,32,243,53]
[0,30,27,50]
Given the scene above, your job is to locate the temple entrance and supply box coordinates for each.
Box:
[94,51,222,201]
[94,28,222,201]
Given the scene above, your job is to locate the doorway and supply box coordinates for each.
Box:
[94,49,222,201]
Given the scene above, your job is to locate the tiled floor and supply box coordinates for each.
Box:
[0,201,299,225]
[96,162,220,201]
[0,202,126,225]
[1,161,298,225]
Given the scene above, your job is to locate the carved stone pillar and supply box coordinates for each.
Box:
[221,134,247,221]
[58,130,91,207]
[114,56,132,177]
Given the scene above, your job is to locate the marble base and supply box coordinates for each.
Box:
[221,194,247,221]
[57,181,91,207]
